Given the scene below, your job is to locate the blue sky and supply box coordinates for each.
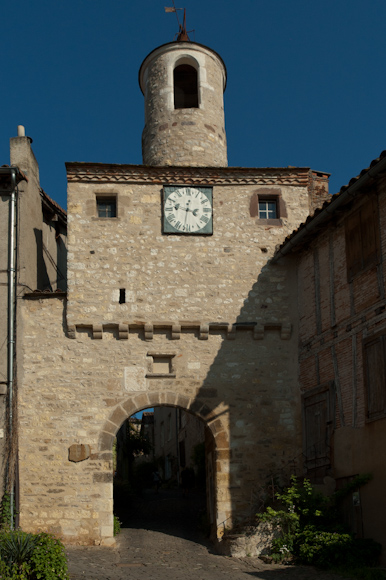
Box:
[2,0,386,210]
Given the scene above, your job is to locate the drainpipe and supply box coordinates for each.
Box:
[0,167,19,530]
[7,169,17,530]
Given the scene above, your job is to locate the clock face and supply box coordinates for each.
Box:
[163,186,213,234]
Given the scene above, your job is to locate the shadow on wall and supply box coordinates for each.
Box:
[33,228,67,291]
[100,254,304,538]
[33,229,52,291]
[193,254,303,534]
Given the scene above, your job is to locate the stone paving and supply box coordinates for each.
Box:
[67,490,343,580]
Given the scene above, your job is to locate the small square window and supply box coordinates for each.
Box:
[258,200,277,220]
[96,197,117,218]
[153,357,172,374]
[146,353,176,378]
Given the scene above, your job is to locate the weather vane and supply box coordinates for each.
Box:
[165,1,194,41]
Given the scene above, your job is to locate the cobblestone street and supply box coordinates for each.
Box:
[67,490,344,580]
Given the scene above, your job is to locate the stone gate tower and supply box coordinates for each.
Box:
[17,30,330,546]
[140,40,227,167]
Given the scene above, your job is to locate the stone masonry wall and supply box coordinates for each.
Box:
[18,165,315,545]
[140,42,227,167]
[296,178,386,561]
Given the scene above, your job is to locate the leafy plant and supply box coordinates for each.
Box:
[258,474,381,569]
[0,531,39,568]
[114,514,121,536]
[0,531,69,580]
[0,492,13,531]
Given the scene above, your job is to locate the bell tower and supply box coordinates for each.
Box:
[139,39,227,167]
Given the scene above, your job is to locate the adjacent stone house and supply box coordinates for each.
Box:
[0,128,67,514]
[16,37,330,545]
[273,150,386,560]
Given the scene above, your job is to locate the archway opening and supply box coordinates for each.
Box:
[174,65,199,109]
[113,405,216,542]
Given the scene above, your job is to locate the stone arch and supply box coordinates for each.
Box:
[98,390,230,539]
[98,390,228,453]
[173,59,199,109]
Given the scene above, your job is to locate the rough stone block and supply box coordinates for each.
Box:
[98,431,114,452]
[93,473,113,483]
[68,444,91,463]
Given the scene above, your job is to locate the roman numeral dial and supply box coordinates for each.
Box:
[163,186,213,235]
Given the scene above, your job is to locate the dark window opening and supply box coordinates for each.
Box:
[258,200,277,219]
[174,65,198,109]
[345,196,380,280]
[364,334,386,421]
[119,289,126,304]
[179,440,186,468]
[97,197,117,218]
[302,385,333,482]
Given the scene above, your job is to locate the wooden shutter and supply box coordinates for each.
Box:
[364,336,386,420]
[303,390,330,469]
[345,196,380,280]
[345,210,362,279]
[361,197,380,269]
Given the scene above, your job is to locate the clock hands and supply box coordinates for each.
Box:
[173,203,199,216]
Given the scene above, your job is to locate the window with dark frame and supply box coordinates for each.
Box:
[258,200,277,220]
[251,191,287,224]
[174,64,199,109]
[345,196,380,280]
[96,196,117,218]
[364,334,386,421]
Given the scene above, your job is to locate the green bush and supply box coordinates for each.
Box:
[0,531,69,580]
[113,514,121,536]
[258,474,381,569]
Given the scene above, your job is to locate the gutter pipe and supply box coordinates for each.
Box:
[0,167,19,530]
[271,155,386,264]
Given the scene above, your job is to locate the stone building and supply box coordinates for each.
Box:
[17,37,329,545]
[273,150,386,561]
[153,406,205,482]
[0,128,67,512]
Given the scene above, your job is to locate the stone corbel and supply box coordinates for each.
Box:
[118,324,129,340]
[199,324,209,340]
[67,325,76,339]
[144,324,154,341]
[253,324,265,340]
[281,323,292,340]
[171,324,181,340]
[92,324,103,339]
[226,324,236,340]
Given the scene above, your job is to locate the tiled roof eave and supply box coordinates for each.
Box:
[272,150,386,262]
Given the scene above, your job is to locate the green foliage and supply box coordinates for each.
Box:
[126,422,152,460]
[259,475,325,536]
[0,531,68,579]
[0,531,39,568]
[0,492,13,531]
[258,474,381,569]
[113,515,121,536]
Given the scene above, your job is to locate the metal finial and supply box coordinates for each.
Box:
[165,2,193,41]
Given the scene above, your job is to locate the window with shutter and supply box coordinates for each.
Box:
[345,196,380,280]
[302,384,334,479]
[364,335,386,421]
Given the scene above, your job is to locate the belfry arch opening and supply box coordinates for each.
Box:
[174,64,199,109]
[113,404,216,540]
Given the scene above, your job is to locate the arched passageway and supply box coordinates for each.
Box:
[98,392,229,542]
